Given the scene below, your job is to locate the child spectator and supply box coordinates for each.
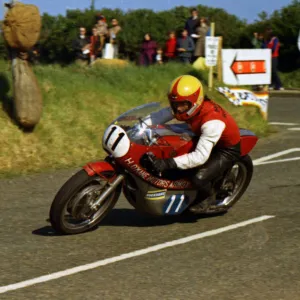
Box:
[156,47,163,64]
[90,26,101,63]
[164,31,177,62]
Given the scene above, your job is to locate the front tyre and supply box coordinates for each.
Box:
[49,170,122,235]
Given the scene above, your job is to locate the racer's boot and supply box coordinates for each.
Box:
[189,189,217,214]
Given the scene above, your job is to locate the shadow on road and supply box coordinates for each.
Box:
[32,208,224,237]
[32,226,58,236]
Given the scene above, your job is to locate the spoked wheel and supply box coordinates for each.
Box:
[206,155,253,214]
[50,170,122,235]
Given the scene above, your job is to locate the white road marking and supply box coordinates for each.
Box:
[255,157,300,166]
[288,128,300,131]
[253,148,300,166]
[269,122,299,126]
[0,215,275,294]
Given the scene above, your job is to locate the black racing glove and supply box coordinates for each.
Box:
[152,158,177,174]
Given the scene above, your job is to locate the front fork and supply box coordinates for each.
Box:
[90,174,124,209]
[82,157,124,209]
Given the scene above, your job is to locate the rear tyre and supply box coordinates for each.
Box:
[205,154,253,214]
[49,170,122,235]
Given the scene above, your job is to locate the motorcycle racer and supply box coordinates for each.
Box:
[145,75,241,212]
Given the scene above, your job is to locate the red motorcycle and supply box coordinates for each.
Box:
[50,102,258,235]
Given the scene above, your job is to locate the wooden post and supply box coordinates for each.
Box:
[208,22,215,91]
[217,36,223,82]
[90,0,95,11]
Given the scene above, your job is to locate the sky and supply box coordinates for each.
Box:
[0,0,294,23]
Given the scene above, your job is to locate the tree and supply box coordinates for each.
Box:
[257,11,268,21]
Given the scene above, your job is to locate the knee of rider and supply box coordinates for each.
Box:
[191,175,210,189]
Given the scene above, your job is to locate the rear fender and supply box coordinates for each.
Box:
[240,129,258,156]
[83,161,117,181]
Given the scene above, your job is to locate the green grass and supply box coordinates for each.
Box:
[0,60,271,177]
[280,70,300,89]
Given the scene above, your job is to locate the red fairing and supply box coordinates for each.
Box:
[240,135,258,156]
[83,161,116,178]
[116,137,194,190]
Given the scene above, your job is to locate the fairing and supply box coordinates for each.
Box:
[239,129,259,156]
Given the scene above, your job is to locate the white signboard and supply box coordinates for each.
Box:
[205,37,219,67]
[222,49,271,85]
[298,30,300,52]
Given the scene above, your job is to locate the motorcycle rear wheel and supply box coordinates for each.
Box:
[49,170,122,235]
[205,154,254,214]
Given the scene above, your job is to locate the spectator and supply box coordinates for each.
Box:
[251,32,265,91]
[95,13,106,23]
[264,28,284,90]
[205,17,211,37]
[193,17,210,59]
[252,32,263,48]
[90,26,101,63]
[177,29,195,64]
[139,33,157,66]
[72,27,90,63]
[28,43,40,64]
[108,18,122,58]
[156,47,163,64]
[185,8,199,44]
[95,16,108,53]
[164,31,177,62]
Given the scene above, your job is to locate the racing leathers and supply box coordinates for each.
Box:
[145,98,241,207]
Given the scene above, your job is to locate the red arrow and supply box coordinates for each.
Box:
[231,59,266,75]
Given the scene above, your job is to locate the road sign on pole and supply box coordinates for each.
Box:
[222,49,271,85]
[205,36,219,67]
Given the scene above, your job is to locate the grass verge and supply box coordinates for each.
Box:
[0,60,271,177]
[280,70,300,89]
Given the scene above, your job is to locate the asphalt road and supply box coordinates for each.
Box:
[0,95,300,300]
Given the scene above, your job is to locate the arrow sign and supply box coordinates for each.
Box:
[222,49,271,86]
[231,59,266,75]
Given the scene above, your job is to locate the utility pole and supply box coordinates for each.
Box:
[90,0,95,11]
[208,22,215,91]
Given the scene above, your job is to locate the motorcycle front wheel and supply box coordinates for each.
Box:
[49,170,122,235]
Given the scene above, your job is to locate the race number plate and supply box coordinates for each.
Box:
[102,125,130,158]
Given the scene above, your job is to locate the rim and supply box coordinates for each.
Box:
[61,179,114,231]
[216,162,248,207]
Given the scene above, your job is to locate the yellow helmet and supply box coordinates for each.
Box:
[167,75,204,121]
